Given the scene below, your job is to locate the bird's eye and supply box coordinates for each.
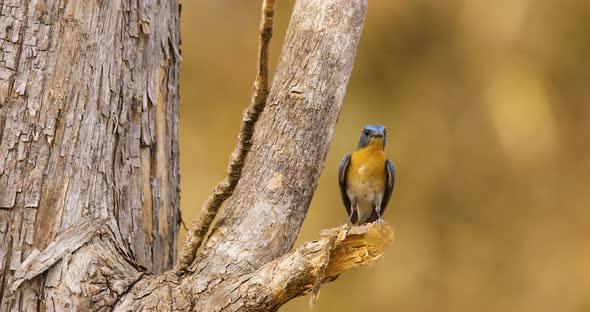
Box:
[364,130,370,136]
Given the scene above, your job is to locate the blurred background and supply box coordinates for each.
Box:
[179,1,590,311]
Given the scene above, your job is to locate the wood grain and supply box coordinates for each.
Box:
[0,0,180,310]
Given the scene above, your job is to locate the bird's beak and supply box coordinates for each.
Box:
[373,131,385,138]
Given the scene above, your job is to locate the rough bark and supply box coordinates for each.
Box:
[0,0,180,310]
[0,0,384,311]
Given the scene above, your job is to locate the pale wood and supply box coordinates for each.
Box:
[195,223,394,311]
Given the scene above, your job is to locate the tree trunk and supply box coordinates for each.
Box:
[0,0,389,311]
[0,0,180,310]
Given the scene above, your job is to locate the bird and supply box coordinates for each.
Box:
[338,124,395,226]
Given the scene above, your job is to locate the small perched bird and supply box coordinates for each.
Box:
[338,125,395,226]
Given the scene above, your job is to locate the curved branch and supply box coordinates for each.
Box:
[177,0,277,272]
[197,223,393,311]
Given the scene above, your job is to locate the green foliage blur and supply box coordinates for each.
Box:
[180,1,590,311]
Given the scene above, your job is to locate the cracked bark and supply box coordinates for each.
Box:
[0,0,180,310]
[0,0,381,311]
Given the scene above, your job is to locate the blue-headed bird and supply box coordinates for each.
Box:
[338,125,395,226]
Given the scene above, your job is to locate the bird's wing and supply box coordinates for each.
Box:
[338,155,352,218]
[381,159,395,213]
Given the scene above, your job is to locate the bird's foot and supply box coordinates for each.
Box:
[346,211,355,228]
[377,218,384,236]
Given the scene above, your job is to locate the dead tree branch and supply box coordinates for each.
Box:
[192,223,393,311]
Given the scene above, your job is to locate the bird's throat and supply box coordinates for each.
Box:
[359,137,384,152]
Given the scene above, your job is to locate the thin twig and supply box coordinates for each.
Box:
[176,0,277,272]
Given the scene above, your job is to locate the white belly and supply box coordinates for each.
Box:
[346,179,383,224]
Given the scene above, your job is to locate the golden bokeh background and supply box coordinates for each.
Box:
[179,1,590,311]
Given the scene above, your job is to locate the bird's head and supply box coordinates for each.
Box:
[356,124,387,150]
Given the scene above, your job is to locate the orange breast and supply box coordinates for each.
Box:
[347,140,387,189]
